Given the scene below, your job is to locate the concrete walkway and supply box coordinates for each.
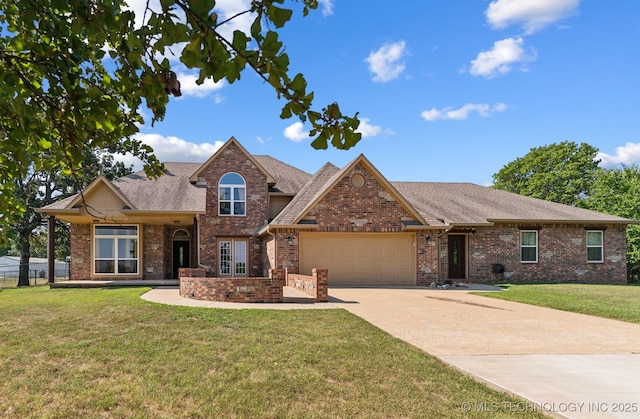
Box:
[142,286,640,419]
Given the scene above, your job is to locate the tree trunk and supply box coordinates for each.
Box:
[17,231,31,287]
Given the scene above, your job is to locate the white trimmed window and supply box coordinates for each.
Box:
[94,225,139,274]
[520,231,538,263]
[219,172,246,216]
[587,230,604,263]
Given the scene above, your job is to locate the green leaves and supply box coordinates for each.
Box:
[0,0,362,238]
[492,141,600,206]
[266,4,293,28]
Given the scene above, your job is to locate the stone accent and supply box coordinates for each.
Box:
[286,268,328,302]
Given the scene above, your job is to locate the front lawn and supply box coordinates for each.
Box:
[0,286,545,418]
[479,283,640,324]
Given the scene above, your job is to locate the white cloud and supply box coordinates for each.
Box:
[115,134,224,170]
[318,0,334,17]
[597,143,640,168]
[421,103,507,122]
[486,0,580,34]
[356,118,382,138]
[214,0,254,40]
[175,72,226,98]
[470,37,536,78]
[283,122,310,142]
[284,117,382,142]
[124,0,161,28]
[125,0,253,43]
[365,41,407,82]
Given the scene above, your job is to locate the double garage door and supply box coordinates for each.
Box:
[300,233,415,286]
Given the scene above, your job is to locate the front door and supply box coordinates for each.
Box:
[172,240,190,279]
[219,239,247,276]
[448,235,466,279]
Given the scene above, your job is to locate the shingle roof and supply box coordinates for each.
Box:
[40,146,635,226]
[40,157,312,213]
[270,162,340,225]
[115,162,206,212]
[253,155,312,195]
[392,182,631,225]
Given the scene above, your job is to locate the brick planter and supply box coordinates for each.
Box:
[179,269,284,303]
[286,268,328,302]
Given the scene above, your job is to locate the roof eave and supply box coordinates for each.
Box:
[35,208,81,215]
[488,218,636,225]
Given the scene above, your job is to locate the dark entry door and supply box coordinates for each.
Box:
[448,235,466,279]
[172,241,190,279]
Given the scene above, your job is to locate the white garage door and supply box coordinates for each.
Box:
[300,233,416,286]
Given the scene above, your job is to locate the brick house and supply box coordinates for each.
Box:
[39,137,634,285]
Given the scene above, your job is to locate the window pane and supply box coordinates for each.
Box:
[588,247,602,262]
[118,260,138,274]
[521,247,537,262]
[96,238,114,258]
[521,232,537,246]
[220,241,231,275]
[234,202,245,215]
[219,202,231,214]
[95,260,114,273]
[233,187,245,200]
[220,173,244,185]
[118,238,137,258]
[587,231,602,246]
[96,226,137,236]
[219,187,231,200]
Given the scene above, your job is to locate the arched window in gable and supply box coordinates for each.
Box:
[219,172,246,216]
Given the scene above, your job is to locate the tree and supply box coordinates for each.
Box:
[492,141,600,206]
[0,0,361,238]
[10,148,133,286]
[580,165,640,282]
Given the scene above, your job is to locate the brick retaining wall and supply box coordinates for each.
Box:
[179,268,284,303]
[286,268,328,302]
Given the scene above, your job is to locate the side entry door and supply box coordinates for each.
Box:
[448,235,466,279]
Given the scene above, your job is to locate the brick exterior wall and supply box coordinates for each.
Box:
[465,225,627,284]
[197,142,269,276]
[416,230,441,285]
[309,165,411,233]
[179,269,285,303]
[70,223,91,280]
[143,224,166,280]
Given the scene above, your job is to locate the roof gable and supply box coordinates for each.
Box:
[68,175,135,211]
[272,154,427,226]
[189,137,275,185]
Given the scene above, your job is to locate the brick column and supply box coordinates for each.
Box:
[313,268,328,302]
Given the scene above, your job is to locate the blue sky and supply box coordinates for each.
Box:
[123,0,640,186]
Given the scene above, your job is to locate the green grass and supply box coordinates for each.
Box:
[477,283,640,324]
[0,286,546,418]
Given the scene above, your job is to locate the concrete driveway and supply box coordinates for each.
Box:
[328,287,640,419]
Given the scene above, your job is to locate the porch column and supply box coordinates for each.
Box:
[47,215,55,284]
